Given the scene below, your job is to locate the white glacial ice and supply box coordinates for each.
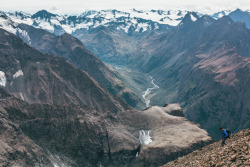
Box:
[13,70,24,79]
[0,71,7,87]
[139,130,152,145]
[190,14,197,21]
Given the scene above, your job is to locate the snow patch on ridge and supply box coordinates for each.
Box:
[13,70,24,79]
[18,29,31,44]
[47,150,67,167]
[0,17,17,34]
[190,14,197,21]
[0,71,7,87]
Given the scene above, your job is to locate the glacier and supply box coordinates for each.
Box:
[0,71,7,87]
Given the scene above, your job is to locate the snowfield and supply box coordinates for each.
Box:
[6,9,193,34]
[0,71,7,87]
[2,9,234,37]
[13,70,24,79]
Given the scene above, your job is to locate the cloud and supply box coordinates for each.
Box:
[49,6,63,14]
[1,0,250,14]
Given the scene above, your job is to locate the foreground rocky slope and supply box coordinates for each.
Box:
[163,128,250,167]
[0,88,212,166]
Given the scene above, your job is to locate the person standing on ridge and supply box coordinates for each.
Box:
[220,127,228,146]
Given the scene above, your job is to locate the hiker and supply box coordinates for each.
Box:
[220,127,228,146]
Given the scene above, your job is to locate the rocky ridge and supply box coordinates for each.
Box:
[0,28,130,113]
[163,128,250,166]
[0,87,212,166]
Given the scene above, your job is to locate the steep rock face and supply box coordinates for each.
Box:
[0,88,65,167]
[229,9,250,29]
[0,88,212,166]
[0,97,137,166]
[0,28,129,113]
[177,17,250,139]
[129,15,250,139]
[15,23,144,109]
[163,128,250,167]
[73,25,138,65]
[163,103,184,117]
[181,44,250,139]
[0,105,53,166]
[130,14,215,72]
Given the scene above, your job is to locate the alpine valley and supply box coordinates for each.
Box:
[0,8,249,167]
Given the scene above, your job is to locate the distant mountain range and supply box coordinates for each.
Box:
[3,8,249,65]
[5,9,250,36]
[7,9,186,35]
[2,9,250,65]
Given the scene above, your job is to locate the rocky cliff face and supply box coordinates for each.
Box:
[0,95,134,166]
[0,87,212,166]
[229,9,250,29]
[163,128,250,166]
[0,28,129,113]
[0,88,58,167]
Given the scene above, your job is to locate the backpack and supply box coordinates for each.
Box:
[226,129,231,138]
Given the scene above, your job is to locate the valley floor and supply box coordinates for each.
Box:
[163,128,250,167]
[114,65,160,108]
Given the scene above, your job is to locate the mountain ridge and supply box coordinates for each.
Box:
[0,14,145,109]
[0,28,130,112]
[128,14,250,139]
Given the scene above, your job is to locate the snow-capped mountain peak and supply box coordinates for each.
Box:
[179,12,200,25]
[3,8,250,37]
[6,9,191,35]
[0,13,31,44]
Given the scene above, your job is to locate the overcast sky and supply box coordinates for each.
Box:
[1,0,250,14]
